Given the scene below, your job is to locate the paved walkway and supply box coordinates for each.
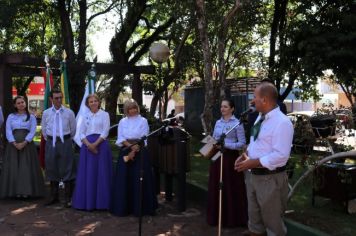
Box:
[0,193,245,236]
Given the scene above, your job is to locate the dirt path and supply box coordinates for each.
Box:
[0,195,245,236]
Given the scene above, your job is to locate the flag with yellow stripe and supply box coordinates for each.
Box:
[60,50,70,107]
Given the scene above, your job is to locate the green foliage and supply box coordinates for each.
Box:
[291,0,356,103]
[0,0,62,56]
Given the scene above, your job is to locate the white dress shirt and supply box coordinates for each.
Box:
[79,109,110,141]
[115,115,149,147]
[6,113,37,142]
[247,107,294,170]
[41,105,76,139]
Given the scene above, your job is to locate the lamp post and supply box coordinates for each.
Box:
[149,42,170,120]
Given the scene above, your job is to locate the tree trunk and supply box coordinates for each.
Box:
[78,0,87,61]
[218,0,241,99]
[132,73,142,106]
[18,77,34,96]
[57,0,75,60]
[150,94,159,117]
[57,0,84,113]
[163,88,169,119]
[196,0,214,134]
[268,0,288,93]
[105,74,125,123]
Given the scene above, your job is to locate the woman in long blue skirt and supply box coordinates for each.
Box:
[111,99,157,217]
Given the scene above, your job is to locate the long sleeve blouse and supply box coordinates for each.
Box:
[6,113,37,142]
[115,115,149,147]
[79,109,110,141]
[212,115,246,150]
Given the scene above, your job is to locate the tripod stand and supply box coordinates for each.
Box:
[215,120,244,236]
[124,124,167,236]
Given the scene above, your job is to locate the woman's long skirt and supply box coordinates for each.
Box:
[207,149,248,227]
[72,134,113,210]
[111,148,157,217]
[0,129,45,198]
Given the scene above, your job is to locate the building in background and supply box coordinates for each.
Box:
[12,76,45,117]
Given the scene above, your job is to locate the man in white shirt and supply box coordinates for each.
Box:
[235,82,294,236]
[41,89,76,207]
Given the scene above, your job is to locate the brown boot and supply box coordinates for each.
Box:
[44,181,59,206]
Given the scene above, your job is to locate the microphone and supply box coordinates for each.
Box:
[240,106,256,116]
[162,116,176,122]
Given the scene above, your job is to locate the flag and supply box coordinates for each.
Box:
[73,64,96,146]
[39,57,53,168]
[60,50,70,107]
[43,64,53,110]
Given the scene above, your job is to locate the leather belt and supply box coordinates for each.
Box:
[251,166,286,175]
[127,139,140,144]
[47,134,71,142]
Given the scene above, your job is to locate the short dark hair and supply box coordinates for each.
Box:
[221,98,235,110]
[50,89,62,98]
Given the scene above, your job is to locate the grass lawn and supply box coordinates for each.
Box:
[187,136,356,236]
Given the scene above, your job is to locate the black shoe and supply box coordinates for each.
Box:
[63,200,72,208]
[64,180,74,208]
[44,197,59,206]
[44,181,59,206]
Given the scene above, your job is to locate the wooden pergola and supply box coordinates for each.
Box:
[0,53,155,117]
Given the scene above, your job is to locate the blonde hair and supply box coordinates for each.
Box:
[85,94,101,109]
[123,99,140,116]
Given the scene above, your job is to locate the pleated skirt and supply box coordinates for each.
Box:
[111,147,157,217]
[0,129,45,198]
[72,134,113,210]
[207,149,248,227]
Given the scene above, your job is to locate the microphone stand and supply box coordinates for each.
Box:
[216,117,244,236]
[123,123,168,236]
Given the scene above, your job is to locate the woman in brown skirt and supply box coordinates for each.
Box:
[0,96,45,198]
[207,98,248,227]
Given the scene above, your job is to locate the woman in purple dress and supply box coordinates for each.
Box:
[207,98,248,227]
[72,94,112,210]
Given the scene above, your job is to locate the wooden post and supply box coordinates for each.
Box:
[0,64,12,117]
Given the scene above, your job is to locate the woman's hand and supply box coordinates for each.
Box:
[84,140,98,154]
[88,144,98,154]
[213,144,221,151]
[13,141,27,150]
[13,142,20,150]
[131,144,140,152]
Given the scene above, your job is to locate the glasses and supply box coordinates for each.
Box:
[53,96,63,100]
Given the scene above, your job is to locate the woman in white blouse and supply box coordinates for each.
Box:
[72,94,113,211]
[111,99,157,217]
[0,96,45,198]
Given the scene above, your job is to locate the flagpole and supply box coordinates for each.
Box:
[73,56,98,147]
[60,50,70,107]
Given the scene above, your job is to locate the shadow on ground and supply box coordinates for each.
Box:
[0,194,245,236]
